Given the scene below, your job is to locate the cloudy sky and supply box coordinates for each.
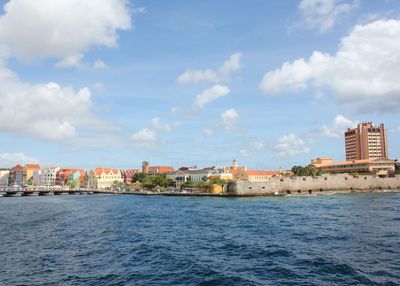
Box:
[0,0,399,170]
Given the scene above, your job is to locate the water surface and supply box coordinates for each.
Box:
[0,193,399,285]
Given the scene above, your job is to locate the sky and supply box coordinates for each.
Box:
[0,0,399,170]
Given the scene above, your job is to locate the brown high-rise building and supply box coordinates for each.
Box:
[344,122,388,161]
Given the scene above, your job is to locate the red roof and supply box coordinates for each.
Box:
[24,164,41,169]
[147,166,174,174]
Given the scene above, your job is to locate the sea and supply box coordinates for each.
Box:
[0,193,399,285]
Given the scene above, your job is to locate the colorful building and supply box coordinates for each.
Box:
[87,167,123,190]
[55,169,85,187]
[23,164,41,185]
[121,169,140,184]
[8,164,24,186]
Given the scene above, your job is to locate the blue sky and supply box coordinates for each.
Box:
[0,0,399,170]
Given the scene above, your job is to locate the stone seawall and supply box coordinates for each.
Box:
[227,174,400,196]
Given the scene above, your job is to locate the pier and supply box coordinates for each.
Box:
[0,187,112,197]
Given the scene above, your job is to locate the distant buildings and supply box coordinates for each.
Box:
[23,164,41,185]
[345,122,388,161]
[0,168,10,186]
[223,159,247,173]
[142,161,174,175]
[87,168,123,190]
[167,167,232,182]
[9,164,24,186]
[311,157,395,177]
[232,169,283,182]
[121,169,140,184]
[40,167,61,186]
[55,169,85,187]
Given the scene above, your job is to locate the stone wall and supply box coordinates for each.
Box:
[227,174,400,196]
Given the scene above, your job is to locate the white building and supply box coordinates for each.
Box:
[32,169,41,186]
[40,167,60,186]
[0,169,10,186]
[167,168,233,182]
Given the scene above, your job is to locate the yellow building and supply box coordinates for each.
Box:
[87,168,123,190]
[23,164,41,185]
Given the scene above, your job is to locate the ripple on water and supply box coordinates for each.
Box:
[0,193,399,285]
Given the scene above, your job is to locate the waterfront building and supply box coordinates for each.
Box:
[345,122,388,161]
[121,169,140,184]
[142,161,174,175]
[55,169,85,187]
[23,164,41,185]
[8,164,24,186]
[311,157,395,177]
[232,170,283,182]
[32,169,41,186]
[40,167,61,186]
[87,167,123,190]
[0,168,10,186]
[68,170,86,187]
[167,168,233,182]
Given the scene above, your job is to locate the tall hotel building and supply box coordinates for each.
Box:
[344,122,388,161]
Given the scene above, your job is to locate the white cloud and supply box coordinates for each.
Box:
[150,117,179,132]
[177,53,242,84]
[321,115,358,138]
[0,152,38,167]
[0,0,131,143]
[274,134,310,159]
[0,0,132,62]
[131,128,157,149]
[217,108,239,131]
[260,19,400,113]
[240,140,265,157]
[204,128,214,136]
[194,84,230,109]
[55,54,84,69]
[0,64,102,141]
[55,56,108,70]
[93,59,108,70]
[296,0,358,33]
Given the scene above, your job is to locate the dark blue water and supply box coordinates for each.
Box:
[0,193,399,285]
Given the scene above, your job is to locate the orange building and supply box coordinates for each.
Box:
[345,122,388,161]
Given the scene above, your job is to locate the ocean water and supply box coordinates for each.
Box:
[0,193,399,286]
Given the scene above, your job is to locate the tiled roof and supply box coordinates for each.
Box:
[148,166,174,173]
[24,164,41,169]
[93,167,120,176]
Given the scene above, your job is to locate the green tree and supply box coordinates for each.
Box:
[132,172,146,183]
[395,159,400,174]
[67,179,79,189]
